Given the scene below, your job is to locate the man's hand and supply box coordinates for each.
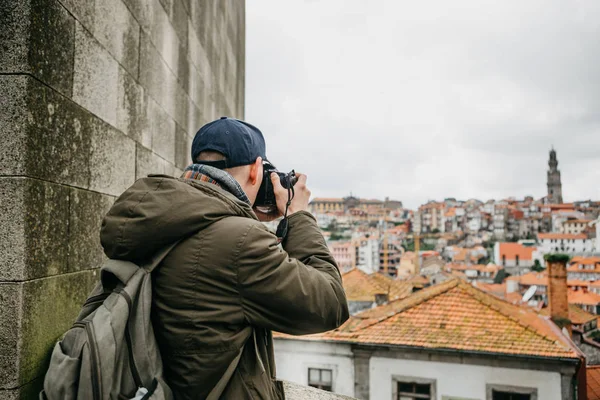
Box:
[271,172,311,216]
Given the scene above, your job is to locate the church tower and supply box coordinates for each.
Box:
[547,148,563,204]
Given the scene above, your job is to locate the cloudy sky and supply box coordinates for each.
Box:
[245,0,600,209]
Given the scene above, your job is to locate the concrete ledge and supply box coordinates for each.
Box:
[283,381,357,400]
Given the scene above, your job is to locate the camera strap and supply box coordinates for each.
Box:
[275,184,295,243]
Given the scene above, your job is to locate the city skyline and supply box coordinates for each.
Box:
[246,0,600,209]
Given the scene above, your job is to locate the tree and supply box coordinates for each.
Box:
[531,259,545,272]
[432,228,440,234]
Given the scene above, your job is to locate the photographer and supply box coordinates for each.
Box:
[100,117,349,400]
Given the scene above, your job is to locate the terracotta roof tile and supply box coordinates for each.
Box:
[568,289,600,306]
[342,269,413,302]
[277,279,581,360]
[538,233,587,240]
[498,243,536,261]
[588,365,600,400]
[540,304,597,326]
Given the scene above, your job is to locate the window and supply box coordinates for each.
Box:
[515,255,519,266]
[486,384,537,400]
[393,376,435,400]
[308,368,332,391]
[492,391,530,400]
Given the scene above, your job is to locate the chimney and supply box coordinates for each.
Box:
[546,254,571,336]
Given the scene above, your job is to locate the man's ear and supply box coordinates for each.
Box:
[249,157,262,185]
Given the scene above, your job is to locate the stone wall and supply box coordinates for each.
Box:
[0,0,245,397]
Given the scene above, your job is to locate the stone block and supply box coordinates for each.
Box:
[18,270,99,385]
[59,0,96,30]
[174,124,191,170]
[188,61,206,108]
[187,101,202,137]
[0,178,70,282]
[0,283,23,388]
[89,119,136,196]
[0,76,28,176]
[144,96,176,164]
[171,0,189,46]
[121,0,154,33]
[117,67,151,147]
[73,21,119,127]
[187,19,210,77]
[135,144,171,180]
[68,188,114,273]
[0,0,76,97]
[149,0,180,77]
[20,76,92,188]
[93,0,140,78]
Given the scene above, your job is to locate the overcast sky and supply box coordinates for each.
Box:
[245,0,600,209]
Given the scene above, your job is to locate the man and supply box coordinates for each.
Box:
[100,117,349,399]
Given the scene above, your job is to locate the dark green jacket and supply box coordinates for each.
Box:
[100,176,349,399]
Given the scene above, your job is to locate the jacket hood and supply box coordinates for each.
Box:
[100,175,257,262]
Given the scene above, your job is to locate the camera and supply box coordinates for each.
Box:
[254,160,297,214]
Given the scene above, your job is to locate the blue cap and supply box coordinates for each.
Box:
[191,117,267,168]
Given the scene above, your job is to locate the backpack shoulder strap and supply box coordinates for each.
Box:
[206,345,244,400]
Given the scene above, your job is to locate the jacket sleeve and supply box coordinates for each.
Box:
[236,211,350,335]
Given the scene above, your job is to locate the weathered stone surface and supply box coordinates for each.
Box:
[59,0,96,30]
[67,188,114,273]
[187,19,211,79]
[135,144,172,180]
[174,124,191,170]
[73,21,119,127]
[149,0,180,77]
[93,0,140,78]
[117,67,150,147]
[139,32,178,123]
[0,177,69,282]
[89,119,136,196]
[144,96,176,163]
[0,76,28,176]
[0,0,76,97]
[283,381,357,400]
[121,0,154,33]
[22,76,92,188]
[18,270,99,385]
[0,283,23,388]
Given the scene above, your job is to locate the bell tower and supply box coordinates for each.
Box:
[547,148,563,204]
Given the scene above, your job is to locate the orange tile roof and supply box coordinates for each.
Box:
[568,289,600,306]
[475,282,506,297]
[540,304,597,326]
[538,233,587,240]
[571,256,600,265]
[276,279,582,360]
[498,243,536,261]
[342,268,413,302]
[589,365,600,400]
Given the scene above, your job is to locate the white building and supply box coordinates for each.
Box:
[356,237,380,274]
[538,233,592,255]
[274,279,583,400]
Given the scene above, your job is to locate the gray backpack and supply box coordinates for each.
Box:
[40,243,243,400]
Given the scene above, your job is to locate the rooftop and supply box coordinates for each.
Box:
[588,365,600,400]
[342,268,413,302]
[538,233,587,240]
[540,304,597,326]
[277,279,582,360]
[497,242,536,261]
